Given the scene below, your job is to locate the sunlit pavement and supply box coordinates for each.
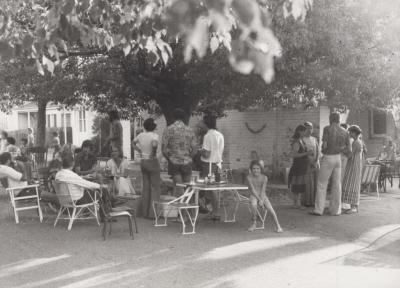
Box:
[1,185,400,288]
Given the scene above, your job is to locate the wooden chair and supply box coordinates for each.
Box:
[153,186,199,235]
[7,184,43,224]
[361,164,381,199]
[53,180,100,230]
[100,189,138,240]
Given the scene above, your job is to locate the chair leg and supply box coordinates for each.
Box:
[94,204,100,226]
[128,217,134,239]
[376,180,380,199]
[13,206,19,224]
[132,211,138,233]
[54,207,64,227]
[68,207,76,231]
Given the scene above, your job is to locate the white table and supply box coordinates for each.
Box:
[177,182,248,222]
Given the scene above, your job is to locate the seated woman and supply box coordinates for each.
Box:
[377,137,396,161]
[74,140,97,175]
[107,145,135,195]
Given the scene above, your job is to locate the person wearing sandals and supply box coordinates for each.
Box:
[288,125,314,209]
[247,160,283,232]
[342,125,364,214]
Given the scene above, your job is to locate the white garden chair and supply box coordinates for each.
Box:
[153,186,199,235]
[7,184,43,224]
[53,180,100,231]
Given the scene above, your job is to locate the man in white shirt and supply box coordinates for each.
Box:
[55,153,100,202]
[200,114,225,218]
[0,152,27,188]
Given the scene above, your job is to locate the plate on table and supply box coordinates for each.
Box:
[196,179,205,183]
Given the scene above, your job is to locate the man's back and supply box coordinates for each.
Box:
[201,129,224,163]
[322,124,350,155]
[162,121,196,164]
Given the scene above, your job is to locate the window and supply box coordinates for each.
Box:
[46,114,57,127]
[52,114,57,127]
[79,110,86,132]
[61,113,71,127]
[46,115,51,128]
[370,110,387,137]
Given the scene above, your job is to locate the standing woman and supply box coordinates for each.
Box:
[107,110,123,153]
[132,118,161,219]
[288,125,314,209]
[342,125,364,214]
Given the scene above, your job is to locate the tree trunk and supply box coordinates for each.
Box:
[36,99,47,147]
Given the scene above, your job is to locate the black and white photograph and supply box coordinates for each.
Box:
[0,0,399,287]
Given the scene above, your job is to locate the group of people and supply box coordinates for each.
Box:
[289,112,366,216]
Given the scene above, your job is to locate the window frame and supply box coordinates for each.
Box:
[370,110,387,138]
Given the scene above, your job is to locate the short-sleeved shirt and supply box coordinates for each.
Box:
[321,124,350,155]
[201,129,224,164]
[0,164,26,188]
[134,132,160,159]
[162,121,196,165]
[74,152,97,172]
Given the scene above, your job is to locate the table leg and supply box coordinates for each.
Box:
[222,190,240,223]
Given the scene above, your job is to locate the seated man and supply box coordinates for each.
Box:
[74,140,97,175]
[0,152,27,188]
[55,153,101,204]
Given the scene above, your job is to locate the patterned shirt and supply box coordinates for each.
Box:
[321,124,351,155]
[162,120,197,165]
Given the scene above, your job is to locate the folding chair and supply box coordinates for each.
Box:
[237,192,267,230]
[7,184,43,224]
[53,180,100,230]
[153,186,199,235]
[361,164,381,199]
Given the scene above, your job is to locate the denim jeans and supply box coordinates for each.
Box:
[314,154,342,215]
[141,159,161,218]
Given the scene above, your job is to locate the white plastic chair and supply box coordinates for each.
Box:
[53,180,100,230]
[7,184,43,224]
[153,186,199,235]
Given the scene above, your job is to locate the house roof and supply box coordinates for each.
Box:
[14,102,81,112]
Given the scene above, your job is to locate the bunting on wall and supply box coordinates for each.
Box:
[245,122,267,134]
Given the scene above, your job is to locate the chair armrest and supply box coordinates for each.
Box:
[6,184,39,191]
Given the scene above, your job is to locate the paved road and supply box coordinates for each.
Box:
[1,188,400,288]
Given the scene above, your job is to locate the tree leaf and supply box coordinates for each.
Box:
[210,36,219,53]
[123,43,131,56]
[42,55,55,74]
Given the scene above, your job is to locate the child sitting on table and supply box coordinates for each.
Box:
[246,160,283,233]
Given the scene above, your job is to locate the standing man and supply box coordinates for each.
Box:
[27,128,35,147]
[310,112,351,216]
[200,114,224,219]
[162,108,197,195]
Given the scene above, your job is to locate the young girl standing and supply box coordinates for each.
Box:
[247,160,283,233]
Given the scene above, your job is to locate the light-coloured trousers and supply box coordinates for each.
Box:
[314,154,342,215]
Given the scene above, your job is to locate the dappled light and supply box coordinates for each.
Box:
[57,267,150,288]
[198,237,315,261]
[14,263,120,288]
[0,254,70,279]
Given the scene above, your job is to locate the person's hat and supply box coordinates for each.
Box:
[304,121,313,128]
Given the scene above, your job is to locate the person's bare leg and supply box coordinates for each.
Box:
[263,197,283,232]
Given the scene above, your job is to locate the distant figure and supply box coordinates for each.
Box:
[310,112,351,216]
[342,125,364,214]
[288,125,313,209]
[51,131,61,150]
[0,131,8,153]
[162,108,197,195]
[132,118,161,218]
[302,122,319,207]
[247,160,283,233]
[107,145,135,195]
[6,137,21,157]
[19,138,29,160]
[74,140,97,175]
[107,110,123,153]
[27,128,35,147]
[377,136,397,161]
[200,114,225,219]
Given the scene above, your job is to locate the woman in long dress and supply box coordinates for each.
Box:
[288,125,314,209]
[342,125,364,214]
